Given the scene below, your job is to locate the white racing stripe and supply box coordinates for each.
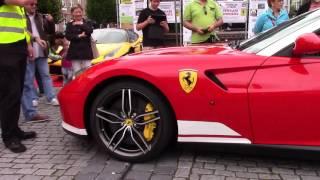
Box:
[178,120,241,136]
[178,136,251,144]
[177,120,251,144]
[62,121,88,136]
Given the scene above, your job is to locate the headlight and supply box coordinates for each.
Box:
[104,47,121,59]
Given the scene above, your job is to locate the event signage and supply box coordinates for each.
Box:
[217,1,247,23]
[119,0,135,30]
[159,1,177,23]
[119,0,176,33]
[117,0,291,44]
[182,0,247,44]
[118,0,148,34]
[247,0,268,37]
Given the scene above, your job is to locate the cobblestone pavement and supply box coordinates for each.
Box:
[1,98,320,180]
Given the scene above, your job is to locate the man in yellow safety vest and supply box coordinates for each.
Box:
[0,0,36,153]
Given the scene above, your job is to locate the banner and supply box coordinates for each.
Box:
[182,0,247,44]
[134,0,148,22]
[218,1,247,23]
[247,0,268,38]
[119,0,148,34]
[119,0,135,30]
[159,2,177,23]
[121,0,133,3]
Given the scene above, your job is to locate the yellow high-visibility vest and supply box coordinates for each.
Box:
[0,5,30,44]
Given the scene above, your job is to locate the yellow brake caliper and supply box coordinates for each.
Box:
[143,103,157,142]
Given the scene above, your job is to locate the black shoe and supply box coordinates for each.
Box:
[17,131,37,140]
[4,138,26,153]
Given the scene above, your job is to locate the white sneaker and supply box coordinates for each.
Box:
[32,100,39,107]
[47,98,59,106]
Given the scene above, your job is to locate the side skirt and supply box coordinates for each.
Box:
[177,120,251,144]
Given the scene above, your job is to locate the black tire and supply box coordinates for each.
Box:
[89,80,175,162]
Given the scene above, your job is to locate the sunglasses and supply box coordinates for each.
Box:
[30,3,37,7]
[203,6,207,15]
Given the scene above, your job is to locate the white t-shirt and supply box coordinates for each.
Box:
[29,14,44,58]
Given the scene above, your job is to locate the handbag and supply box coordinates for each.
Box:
[90,37,99,59]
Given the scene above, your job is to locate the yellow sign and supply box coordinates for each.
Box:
[120,0,132,4]
[179,69,198,93]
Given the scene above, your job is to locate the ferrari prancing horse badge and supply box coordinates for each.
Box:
[179,69,198,93]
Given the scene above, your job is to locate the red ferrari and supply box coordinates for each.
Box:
[58,9,320,162]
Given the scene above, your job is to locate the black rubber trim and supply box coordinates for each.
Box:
[205,71,228,91]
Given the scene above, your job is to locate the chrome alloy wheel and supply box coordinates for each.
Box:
[95,88,161,157]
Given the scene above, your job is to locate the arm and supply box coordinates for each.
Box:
[27,43,34,60]
[183,20,204,34]
[160,21,169,33]
[137,18,152,31]
[159,13,169,33]
[253,15,265,34]
[26,17,47,48]
[80,21,93,36]
[283,11,289,21]
[136,10,154,31]
[182,4,193,31]
[182,4,204,34]
[208,18,223,32]
[65,23,80,41]
[208,4,224,32]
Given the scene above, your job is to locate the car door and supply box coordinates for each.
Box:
[248,46,320,146]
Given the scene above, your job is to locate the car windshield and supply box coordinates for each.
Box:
[127,30,139,42]
[236,9,319,53]
[92,29,128,44]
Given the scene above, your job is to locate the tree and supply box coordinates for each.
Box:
[87,0,117,27]
[37,0,63,23]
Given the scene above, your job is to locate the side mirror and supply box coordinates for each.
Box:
[293,33,320,56]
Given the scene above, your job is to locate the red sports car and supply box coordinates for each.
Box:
[58,9,320,162]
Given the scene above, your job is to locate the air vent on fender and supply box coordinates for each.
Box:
[205,71,228,90]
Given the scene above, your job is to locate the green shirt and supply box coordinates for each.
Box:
[184,0,223,43]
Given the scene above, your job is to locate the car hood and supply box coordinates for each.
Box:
[91,42,131,64]
[89,44,255,72]
[96,43,127,54]
[129,44,235,57]
[70,43,265,94]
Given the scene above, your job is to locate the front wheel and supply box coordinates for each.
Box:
[89,81,175,162]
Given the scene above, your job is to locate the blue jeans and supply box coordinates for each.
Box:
[21,60,38,120]
[33,57,55,101]
[21,57,56,120]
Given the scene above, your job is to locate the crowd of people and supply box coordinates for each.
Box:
[0,0,96,153]
[140,0,320,46]
[253,0,289,34]
[137,0,223,48]
[253,0,320,34]
[0,0,319,154]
